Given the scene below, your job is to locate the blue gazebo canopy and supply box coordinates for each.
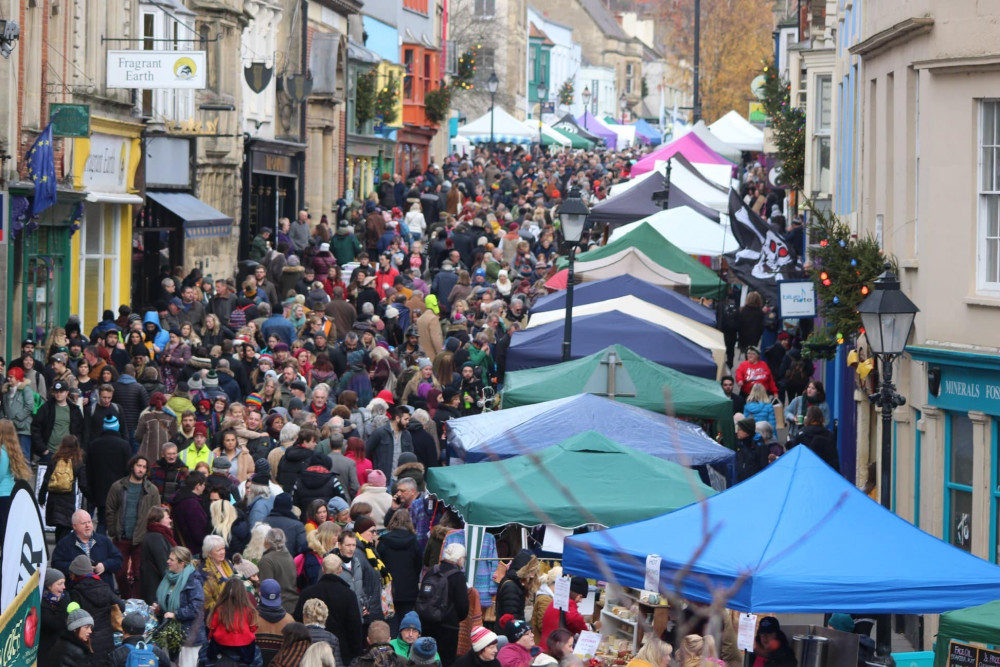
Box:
[632,118,662,145]
[563,446,1000,614]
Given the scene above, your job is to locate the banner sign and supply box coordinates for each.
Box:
[107,50,206,89]
[777,279,817,319]
[0,481,46,667]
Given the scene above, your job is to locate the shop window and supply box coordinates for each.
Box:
[979,100,1000,292]
[81,204,122,333]
[403,0,428,14]
[945,412,974,552]
[474,0,495,17]
[992,422,1000,562]
[403,49,416,101]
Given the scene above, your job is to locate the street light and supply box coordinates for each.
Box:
[487,70,499,154]
[537,82,548,148]
[619,92,628,124]
[558,191,590,362]
[581,86,591,129]
[856,263,919,658]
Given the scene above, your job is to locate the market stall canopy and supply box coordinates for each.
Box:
[631,118,662,145]
[665,157,730,212]
[428,431,715,528]
[531,274,716,326]
[543,269,569,291]
[445,393,733,476]
[608,207,739,257]
[563,446,1000,614]
[599,119,638,150]
[501,345,736,450]
[575,110,617,147]
[935,601,1000,667]
[555,222,727,298]
[551,114,604,146]
[689,120,743,162]
[524,295,726,371]
[520,119,571,147]
[589,170,721,226]
[708,111,764,153]
[505,311,719,377]
[457,107,536,145]
[631,132,733,177]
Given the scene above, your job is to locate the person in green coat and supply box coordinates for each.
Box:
[250,227,272,263]
[391,612,440,661]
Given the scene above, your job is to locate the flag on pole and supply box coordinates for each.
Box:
[724,189,801,304]
[26,123,57,217]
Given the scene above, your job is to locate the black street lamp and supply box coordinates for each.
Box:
[537,82,548,148]
[581,86,591,129]
[856,264,919,657]
[619,92,628,124]
[558,191,590,362]
[487,71,499,153]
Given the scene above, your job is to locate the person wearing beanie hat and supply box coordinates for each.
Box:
[410,636,441,665]
[65,552,126,660]
[735,415,766,482]
[48,601,96,664]
[391,611,441,660]
[179,420,215,469]
[265,493,308,557]
[538,576,589,651]
[497,614,535,667]
[246,392,264,410]
[105,611,172,666]
[39,567,71,664]
[469,626,500,656]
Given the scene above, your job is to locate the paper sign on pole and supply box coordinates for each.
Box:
[644,554,661,593]
[574,631,602,658]
[542,525,572,554]
[737,613,758,652]
[554,575,571,611]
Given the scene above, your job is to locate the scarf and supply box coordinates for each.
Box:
[146,520,178,547]
[157,563,195,613]
[259,603,288,623]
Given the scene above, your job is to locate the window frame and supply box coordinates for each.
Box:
[944,411,975,553]
[978,99,1000,294]
[474,0,495,18]
[990,420,1000,562]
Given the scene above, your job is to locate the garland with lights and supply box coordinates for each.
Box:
[759,59,805,192]
[355,69,377,129]
[558,78,574,106]
[805,205,896,357]
[375,72,400,125]
[425,83,451,124]
[453,47,479,91]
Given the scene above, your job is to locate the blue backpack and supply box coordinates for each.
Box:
[125,641,159,667]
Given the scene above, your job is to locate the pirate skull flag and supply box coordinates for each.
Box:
[725,189,802,303]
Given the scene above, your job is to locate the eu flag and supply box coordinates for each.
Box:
[26,122,56,216]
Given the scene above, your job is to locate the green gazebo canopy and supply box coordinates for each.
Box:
[501,345,735,447]
[935,600,1000,667]
[552,126,595,149]
[426,431,714,528]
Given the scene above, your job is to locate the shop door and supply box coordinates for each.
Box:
[12,222,70,352]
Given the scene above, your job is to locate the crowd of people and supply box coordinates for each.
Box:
[0,142,840,667]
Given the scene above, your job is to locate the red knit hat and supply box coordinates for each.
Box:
[193,422,208,437]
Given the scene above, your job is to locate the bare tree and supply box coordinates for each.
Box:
[447,0,515,120]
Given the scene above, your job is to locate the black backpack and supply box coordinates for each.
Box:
[415,565,452,623]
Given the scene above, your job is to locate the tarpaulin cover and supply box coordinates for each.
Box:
[631,118,662,145]
[631,132,733,176]
[563,446,1000,613]
[505,310,718,376]
[575,111,617,147]
[530,274,716,326]
[445,393,733,476]
[935,601,1000,667]
[501,345,736,449]
[588,170,721,226]
[428,430,715,528]
[555,223,726,298]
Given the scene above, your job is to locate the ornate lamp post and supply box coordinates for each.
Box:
[487,71,499,153]
[557,192,590,362]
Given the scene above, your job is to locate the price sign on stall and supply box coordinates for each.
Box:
[949,641,981,667]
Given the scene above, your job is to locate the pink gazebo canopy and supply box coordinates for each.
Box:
[631,132,733,176]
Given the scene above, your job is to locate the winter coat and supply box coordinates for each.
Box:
[738,305,765,350]
[353,484,393,529]
[163,567,207,646]
[292,465,346,515]
[51,532,122,588]
[170,487,209,551]
[498,642,534,667]
[417,309,444,358]
[135,408,178,463]
[106,635,173,667]
[791,424,840,472]
[365,422,413,482]
[265,509,308,557]
[149,457,189,498]
[743,400,776,431]
[328,451,361,499]
[31,398,85,455]
[139,527,173,604]
[2,382,35,434]
[105,476,161,544]
[112,375,150,434]
[376,528,422,603]
[735,434,768,482]
[422,560,470,629]
[84,429,131,508]
[69,575,125,661]
[39,593,70,665]
[47,631,93,667]
[294,573,364,664]
[276,444,314,493]
[259,547,300,614]
[38,457,86,529]
[494,550,535,621]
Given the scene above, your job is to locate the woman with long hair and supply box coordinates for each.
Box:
[38,434,86,541]
[3,367,36,461]
[179,322,201,348]
[213,430,254,482]
[270,622,313,667]
[160,329,191,394]
[626,638,673,667]
[156,546,204,667]
[345,436,374,486]
[742,383,776,431]
[76,359,96,404]
[304,498,328,533]
[0,418,31,496]
[370,346,400,395]
[260,375,283,413]
[201,313,235,348]
[243,523,272,564]
[210,498,250,558]
[301,642,337,667]
[205,577,260,666]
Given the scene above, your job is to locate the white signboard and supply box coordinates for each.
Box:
[107,50,206,89]
[574,631,602,658]
[83,133,131,193]
[644,553,661,593]
[737,613,758,651]
[553,575,571,611]
[777,279,817,319]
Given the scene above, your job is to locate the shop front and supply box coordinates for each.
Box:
[346,134,394,203]
[395,125,435,178]
[241,138,306,257]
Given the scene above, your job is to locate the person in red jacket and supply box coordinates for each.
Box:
[206,577,261,665]
[734,346,778,397]
[539,576,589,651]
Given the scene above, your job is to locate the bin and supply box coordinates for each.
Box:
[794,634,831,667]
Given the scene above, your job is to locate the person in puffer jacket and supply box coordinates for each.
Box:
[494,549,539,621]
[292,451,347,515]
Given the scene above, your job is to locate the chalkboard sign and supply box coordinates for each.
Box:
[50,103,90,138]
[978,648,1000,667]
[949,641,980,667]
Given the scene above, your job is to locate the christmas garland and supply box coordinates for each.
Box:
[759,59,805,191]
[807,205,896,352]
[355,69,377,129]
[375,72,400,125]
[453,47,478,91]
[558,78,574,106]
[424,84,451,124]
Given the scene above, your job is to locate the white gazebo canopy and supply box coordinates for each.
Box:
[520,119,571,146]
[708,111,764,153]
[458,107,535,145]
[608,206,739,256]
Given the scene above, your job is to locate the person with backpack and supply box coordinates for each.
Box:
[105,611,172,666]
[417,542,470,667]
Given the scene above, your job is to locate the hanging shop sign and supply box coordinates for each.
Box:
[245,62,274,94]
[83,132,132,193]
[106,50,206,89]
